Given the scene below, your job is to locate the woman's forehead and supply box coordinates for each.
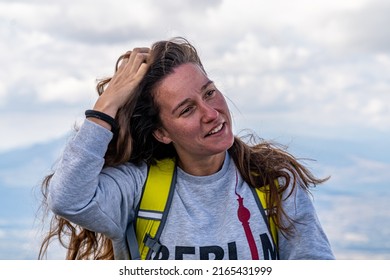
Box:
[153,64,210,115]
[156,63,209,97]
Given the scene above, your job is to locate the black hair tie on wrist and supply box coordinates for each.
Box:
[85,109,118,134]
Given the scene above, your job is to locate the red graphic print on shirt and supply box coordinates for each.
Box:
[234,170,259,260]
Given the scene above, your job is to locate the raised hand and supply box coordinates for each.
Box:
[89,48,150,130]
[94,48,150,118]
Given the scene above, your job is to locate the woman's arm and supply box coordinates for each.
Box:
[47,119,147,239]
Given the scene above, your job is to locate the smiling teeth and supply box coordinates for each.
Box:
[208,124,223,135]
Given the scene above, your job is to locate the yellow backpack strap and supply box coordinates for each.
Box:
[135,158,176,260]
[251,182,279,249]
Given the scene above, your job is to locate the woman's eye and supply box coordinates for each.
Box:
[205,89,215,97]
[180,107,192,116]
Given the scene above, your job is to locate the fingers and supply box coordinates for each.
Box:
[118,47,150,73]
[136,60,150,80]
[96,47,151,113]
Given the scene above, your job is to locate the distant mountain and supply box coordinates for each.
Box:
[0,136,68,184]
[0,136,69,259]
[0,136,69,216]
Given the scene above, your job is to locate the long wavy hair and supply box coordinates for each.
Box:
[39,37,328,259]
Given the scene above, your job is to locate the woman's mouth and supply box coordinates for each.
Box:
[206,123,224,136]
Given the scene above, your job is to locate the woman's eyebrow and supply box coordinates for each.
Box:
[201,80,214,91]
[171,80,214,115]
[172,98,191,114]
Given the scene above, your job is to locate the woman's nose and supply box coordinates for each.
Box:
[200,102,219,123]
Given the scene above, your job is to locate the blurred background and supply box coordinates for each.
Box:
[1,0,389,259]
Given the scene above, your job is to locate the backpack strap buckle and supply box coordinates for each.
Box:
[143,233,163,255]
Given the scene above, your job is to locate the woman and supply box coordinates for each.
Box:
[39,37,335,260]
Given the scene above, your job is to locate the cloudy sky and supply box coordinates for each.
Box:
[1,0,389,152]
[1,0,390,259]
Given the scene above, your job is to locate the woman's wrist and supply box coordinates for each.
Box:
[85,110,118,134]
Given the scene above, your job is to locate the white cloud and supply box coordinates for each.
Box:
[0,81,6,105]
[0,109,83,152]
[39,76,96,104]
[0,217,66,259]
[305,0,390,53]
[0,0,389,151]
[314,192,390,259]
[344,232,369,243]
[339,156,390,185]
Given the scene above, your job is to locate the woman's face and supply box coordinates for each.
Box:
[153,63,234,165]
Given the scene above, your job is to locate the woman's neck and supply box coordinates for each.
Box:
[177,152,226,176]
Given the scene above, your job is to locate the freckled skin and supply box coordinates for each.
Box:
[153,63,234,175]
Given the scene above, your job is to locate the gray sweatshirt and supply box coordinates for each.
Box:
[48,119,335,260]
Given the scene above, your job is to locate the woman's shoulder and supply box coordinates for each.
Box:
[102,160,149,184]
